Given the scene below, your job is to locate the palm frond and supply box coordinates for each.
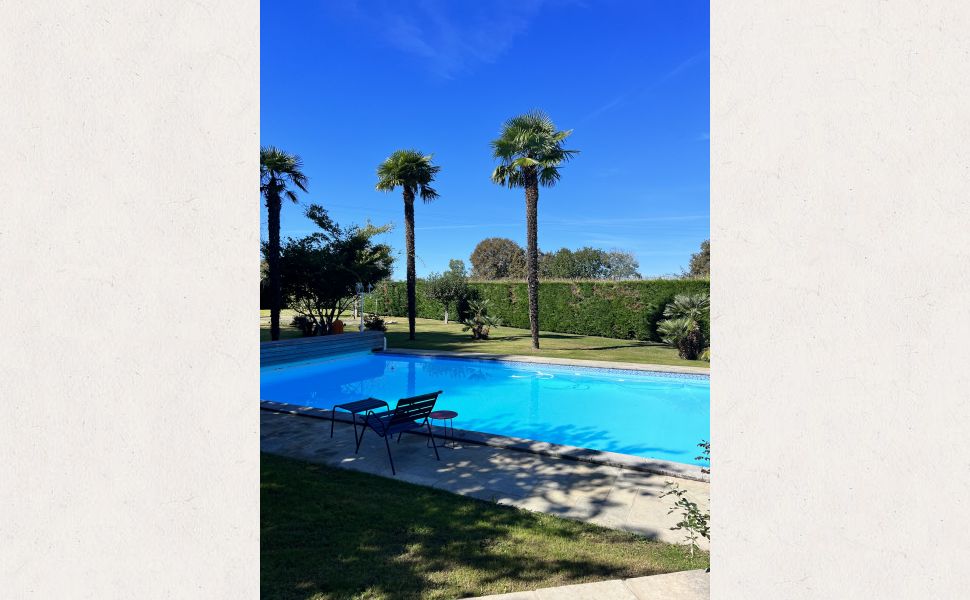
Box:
[375,149,441,202]
[489,110,578,189]
[260,146,309,201]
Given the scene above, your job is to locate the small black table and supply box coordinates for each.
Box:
[429,410,459,449]
[331,397,389,445]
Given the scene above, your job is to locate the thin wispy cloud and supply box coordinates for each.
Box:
[415,222,520,231]
[578,50,708,123]
[341,0,554,78]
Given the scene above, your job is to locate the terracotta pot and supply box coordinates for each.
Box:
[332,320,344,334]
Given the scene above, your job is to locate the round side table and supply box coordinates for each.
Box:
[428,410,458,449]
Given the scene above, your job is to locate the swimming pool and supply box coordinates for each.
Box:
[260,352,710,466]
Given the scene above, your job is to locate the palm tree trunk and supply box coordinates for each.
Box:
[403,188,417,340]
[524,168,540,349]
[266,193,282,341]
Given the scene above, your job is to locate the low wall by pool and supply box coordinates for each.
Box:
[260,330,385,367]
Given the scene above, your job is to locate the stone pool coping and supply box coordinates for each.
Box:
[259,400,710,483]
[379,347,711,377]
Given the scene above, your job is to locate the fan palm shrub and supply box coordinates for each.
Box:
[261,147,308,341]
[490,111,577,349]
[376,150,441,340]
[663,293,710,323]
[462,299,501,340]
[657,292,710,360]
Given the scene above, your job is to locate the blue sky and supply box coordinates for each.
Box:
[261,0,709,278]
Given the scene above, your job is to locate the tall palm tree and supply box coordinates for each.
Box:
[375,150,441,340]
[490,111,577,349]
[260,146,308,341]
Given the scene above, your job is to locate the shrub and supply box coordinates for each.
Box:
[657,292,710,359]
[290,316,317,337]
[461,299,501,340]
[657,317,705,360]
[363,314,387,332]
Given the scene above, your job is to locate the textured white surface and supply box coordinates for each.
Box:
[0,2,259,597]
[712,1,970,598]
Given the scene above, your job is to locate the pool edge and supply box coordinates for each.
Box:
[377,347,711,377]
[260,400,710,483]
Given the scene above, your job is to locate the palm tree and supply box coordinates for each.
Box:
[260,146,308,341]
[490,111,577,349]
[375,150,441,340]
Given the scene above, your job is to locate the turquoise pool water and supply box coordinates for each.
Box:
[260,352,710,465]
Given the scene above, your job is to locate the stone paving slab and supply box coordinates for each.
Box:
[261,411,710,549]
[474,570,709,600]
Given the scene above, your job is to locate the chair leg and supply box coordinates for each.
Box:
[426,420,440,461]
[397,432,403,444]
[330,410,336,438]
[355,423,367,454]
[383,435,396,475]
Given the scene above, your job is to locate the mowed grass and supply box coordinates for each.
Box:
[261,453,707,600]
[260,310,704,369]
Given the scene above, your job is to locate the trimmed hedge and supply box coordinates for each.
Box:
[369,279,710,341]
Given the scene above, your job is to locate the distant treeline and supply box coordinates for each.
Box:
[469,237,641,280]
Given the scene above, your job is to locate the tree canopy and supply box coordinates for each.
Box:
[490,111,578,189]
[539,247,640,280]
[279,204,393,334]
[687,239,710,277]
[470,238,527,279]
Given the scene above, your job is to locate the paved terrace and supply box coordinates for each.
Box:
[261,411,710,550]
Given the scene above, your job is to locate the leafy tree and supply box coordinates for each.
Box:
[447,259,467,278]
[279,205,393,335]
[424,268,469,324]
[688,239,710,277]
[604,251,641,280]
[470,237,526,279]
[539,248,575,278]
[261,146,308,341]
[572,247,610,279]
[538,247,640,280]
[491,111,577,349]
[376,150,441,340]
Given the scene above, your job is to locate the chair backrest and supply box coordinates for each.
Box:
[388,391,442,428]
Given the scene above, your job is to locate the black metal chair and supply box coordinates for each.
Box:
[355,391,443,475]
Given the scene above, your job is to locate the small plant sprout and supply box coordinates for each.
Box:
[661,481,710,564]
[696,439,710,475]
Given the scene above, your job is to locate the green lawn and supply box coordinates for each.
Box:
[260,311,706,369]
[261,453,707,600]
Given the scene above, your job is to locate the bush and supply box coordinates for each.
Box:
[657,292,709,359]
[363,314,387,332]
[290,316,318,337]
[461,299,501,340]
[657,318,705,359]
[371,279,710,341]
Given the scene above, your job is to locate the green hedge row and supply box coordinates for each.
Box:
[368,279,710,341]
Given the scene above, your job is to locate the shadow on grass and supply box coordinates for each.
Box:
[261,452,698,600]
